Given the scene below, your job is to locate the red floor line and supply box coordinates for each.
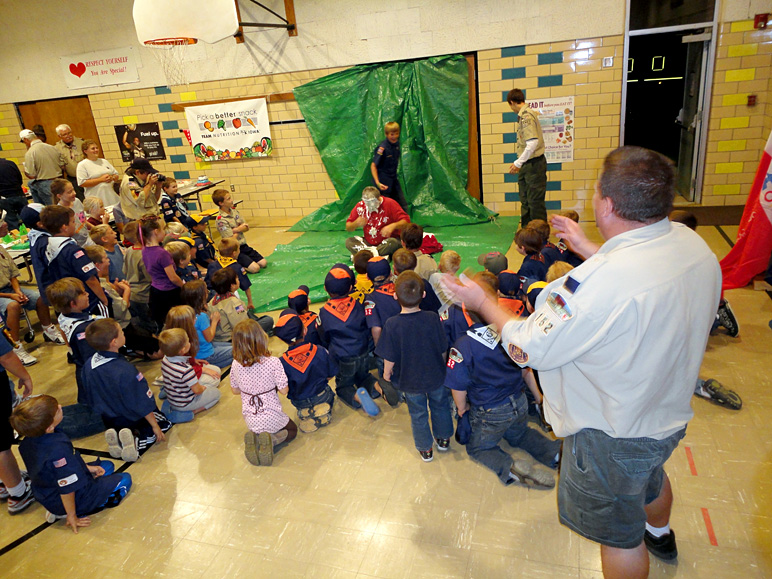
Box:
[685,446,698,476]
[701,507,718,546]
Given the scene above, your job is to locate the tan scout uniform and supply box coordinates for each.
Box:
[514,104,547,226]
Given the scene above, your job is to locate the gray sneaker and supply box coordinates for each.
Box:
[508,459,555,489]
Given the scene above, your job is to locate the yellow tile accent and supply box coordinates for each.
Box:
[0,128,8,135]
[728,44,758,58]
[730,20,754,33]
[717,140,746,152]
[720,116,750,129]
[713,184,741,195]
[119,98,135,108]
[180,91,197,101]
[0,112,4,120]
[195,161,211,170]
[201,194,213,203]
[725,69,755,82]
[122,115,139,124]
[715,162,744,173]
[722,93,749,106]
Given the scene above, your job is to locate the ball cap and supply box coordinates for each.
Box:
[526,280,548,308]
[274,308,304,343]
[20,203,45,229]
[288,285,310,312]
[497,270,520,297]
[325,264,354,295]
[19,129,37,141]
[366,256,391,283]
[128,157,158,174]
[477,251,508,276]
[189,213,210,225]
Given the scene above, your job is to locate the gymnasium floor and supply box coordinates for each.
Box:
[1,218,771,578]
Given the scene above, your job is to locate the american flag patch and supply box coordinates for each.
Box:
[53,458,67,468]
[77,332,86,340]
[74,251,84,258]
[235,304,245,313]
[377,147,384,154]
[137,372,144,381]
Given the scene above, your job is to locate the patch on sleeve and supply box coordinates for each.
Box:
[77,332,86,340]
[533,311,556,335]
[467,324,500,349]
[363,300,375,316]
[507,343,529,364]
[377,146,384,155]
[146,388,153,398]
[81,263,96,273]
[74,250,84,258]
[439,309,449,321]
[53,458,67,468]
[58,473,78,487]
[546,290,573,321]
[136,372,144,381]
[447,347,463,369]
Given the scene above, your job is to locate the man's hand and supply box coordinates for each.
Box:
[549,215,600,260]
[17,375,32,398]
[509,164,520,175]
[10,293,25,304]
[146,174,159,188]
[352,216,366,228]
[439,273,488,311]
[380,223,396,238]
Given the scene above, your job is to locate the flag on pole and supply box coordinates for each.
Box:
[719,130,772,290]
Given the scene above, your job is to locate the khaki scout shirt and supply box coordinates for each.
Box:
[209,294,249,341]
[55,137,85,178]
[24,140,65,180]
[216,209,246,245]
[501,220,720,441]
[515,104,545,158]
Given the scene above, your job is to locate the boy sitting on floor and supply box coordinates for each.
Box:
[206,238,255,311]
[81,319,172,462]
[212,189,267,273]
[159,328,221,416]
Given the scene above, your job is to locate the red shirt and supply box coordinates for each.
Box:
[347,197,409,246]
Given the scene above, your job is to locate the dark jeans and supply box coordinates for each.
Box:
[149,286,181,329]
[335,352,377,408]
[518,154,547,227]
[467,391,561,484]
[291,384,335,411]
[60,403,106,439]
[404,386,454,451]
[28,179,53,206]
[0,195,28,231]
[381,178,408,211]
[129,301,158,335]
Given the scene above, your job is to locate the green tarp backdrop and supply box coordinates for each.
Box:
[290,54,494,231]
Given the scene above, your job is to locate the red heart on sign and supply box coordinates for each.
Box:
[69,62,86,78]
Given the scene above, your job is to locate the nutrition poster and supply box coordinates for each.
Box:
[531,96,574,163]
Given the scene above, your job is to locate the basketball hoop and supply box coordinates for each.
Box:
[144,38,197,88]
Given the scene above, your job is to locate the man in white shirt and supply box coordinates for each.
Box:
[443,146,721,578]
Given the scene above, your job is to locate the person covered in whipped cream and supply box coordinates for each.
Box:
[344,186,409,259]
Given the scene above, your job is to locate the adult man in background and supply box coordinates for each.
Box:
[507,88,547,227]
[0,158,29,231]
[444,146,721,578]
[20,129,64,206]
[54,124,85,200]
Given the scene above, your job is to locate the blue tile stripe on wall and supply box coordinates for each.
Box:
[155,86,172,95]
[162,120,179,130]
[170,154,187,164]
[173,171,190,180]
[501,46,526,57]
[166,138,183,147]
[502,67,526,80]
[158,103,173,113]
[538,75,563,87]
[538,52,563,65]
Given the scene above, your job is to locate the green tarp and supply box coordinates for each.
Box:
[242,217,518,313]
[289,54,494,232]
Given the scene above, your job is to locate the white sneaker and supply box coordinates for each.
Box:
[13,344,37,366]
[43,325,66,345]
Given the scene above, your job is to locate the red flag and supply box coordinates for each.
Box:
[719,130,772,290]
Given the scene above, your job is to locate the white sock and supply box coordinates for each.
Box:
[7,478,26,497]
[645,522,670,538]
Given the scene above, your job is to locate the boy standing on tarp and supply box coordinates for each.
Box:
[371,122,408,211]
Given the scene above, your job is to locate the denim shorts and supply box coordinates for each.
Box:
[558,427,685,549]
[0,286,39,315]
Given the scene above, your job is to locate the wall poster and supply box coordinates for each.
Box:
[114,123,166,162]
[531,96,574,163]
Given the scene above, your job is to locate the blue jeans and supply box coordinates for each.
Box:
[205,341,233,369]
[291,384,335,411]
[29,179,53,206]
[404,386,454,452]
[60,403,105,439]
[335,352,377,408]
[467,392,562,484]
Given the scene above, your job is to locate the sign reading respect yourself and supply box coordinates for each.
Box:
[185,98,272,162]
[60,48,139,90]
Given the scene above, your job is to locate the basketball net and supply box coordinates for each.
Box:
[145,38,196,88]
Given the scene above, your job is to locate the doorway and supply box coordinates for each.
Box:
[17,96,102,150]
[624,29,710,201]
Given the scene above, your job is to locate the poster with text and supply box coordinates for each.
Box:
[185,98,272,162]
[531,96,574,163]
[61,48,139,90]
[114,123,166,162]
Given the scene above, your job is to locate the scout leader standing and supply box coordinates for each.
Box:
[507,89,547,227]
[371,121,408,211]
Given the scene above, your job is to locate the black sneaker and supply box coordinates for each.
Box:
[419,448,434,462]
[716,300,739,337]
[644,530,678,561]
[8,480,35,514]
[376,377,400,407]
[435,438,450,452]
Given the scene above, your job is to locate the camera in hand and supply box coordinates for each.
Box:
[156,174,167,182]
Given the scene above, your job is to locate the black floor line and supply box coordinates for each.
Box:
[715,224,735,248]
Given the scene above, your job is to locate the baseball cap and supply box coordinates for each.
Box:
[20,203,45,229]
[526,281,548,309]
[287,285,310,312]
[177,236,195,248]
[188,214,209,225]
[366,256,391,283]
[325,265,354,296]
[19,129,37,141]
[274,309,304,343]
[128,158,158,174]
[477,251,508,276]
[497,270,520,297]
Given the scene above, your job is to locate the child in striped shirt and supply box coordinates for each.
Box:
[158,328,221,415]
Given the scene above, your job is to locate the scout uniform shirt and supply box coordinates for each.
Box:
[444,322,526,409]
[206,256,250,292]
[160,191,194,227]
[19,430,121,516]
[364,281,400,331]
[515,104,546,159]
[280,342,338,402]
[208,292,249,342]
[193,229,217,268]
[216,208,247,245]
[299,311,321,346]
[55,137,85,178]
[372,138,400,187]
[58,311,103,403]
[46,237,103,313]
[316,296,370,360]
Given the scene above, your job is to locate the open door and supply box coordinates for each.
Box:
[17,96,102,150]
